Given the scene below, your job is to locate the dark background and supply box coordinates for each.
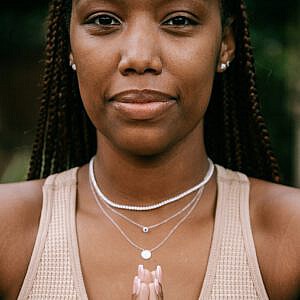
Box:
[0,1,299,185]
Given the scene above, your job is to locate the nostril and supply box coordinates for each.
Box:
[123,68,136,75]
[119,56,163,76]
[123,66,161,76]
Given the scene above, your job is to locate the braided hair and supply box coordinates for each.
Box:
[27,0,281,182]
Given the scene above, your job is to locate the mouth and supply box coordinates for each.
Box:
[108,89,177,120]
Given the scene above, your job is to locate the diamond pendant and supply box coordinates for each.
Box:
[142,227,149,233]
[141,250,152,260]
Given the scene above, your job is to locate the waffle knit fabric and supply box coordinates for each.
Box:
[17,166,269,299]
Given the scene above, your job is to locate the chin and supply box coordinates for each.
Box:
[122,144,169,157]
[110,129,178,158]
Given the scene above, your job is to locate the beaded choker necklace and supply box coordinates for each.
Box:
[89,156,214,211]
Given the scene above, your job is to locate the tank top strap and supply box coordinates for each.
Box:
[17,167,88,300]
[199,165,269,299]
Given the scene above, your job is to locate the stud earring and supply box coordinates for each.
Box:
[220,63,227,71]
[69,60,77,71]
[71,63,77,71]
[220,61,230,72]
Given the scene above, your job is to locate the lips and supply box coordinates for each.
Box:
[109,89,177,120]
[110,89,177,103]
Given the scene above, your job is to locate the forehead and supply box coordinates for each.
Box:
[72,0,221,17]
[74,0,213,8]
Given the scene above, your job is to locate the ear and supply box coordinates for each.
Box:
[69,53,74,65]
[69,53,77,71]
[217,20,236,73]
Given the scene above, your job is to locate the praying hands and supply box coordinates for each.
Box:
[132,265,163,300]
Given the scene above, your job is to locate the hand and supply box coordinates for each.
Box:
[132,265,163,300]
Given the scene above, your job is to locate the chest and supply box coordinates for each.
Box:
[76,211,215,300]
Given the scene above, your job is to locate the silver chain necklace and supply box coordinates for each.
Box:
[93,185,203,234]
[90,180,204,260]
[89,156,214,211]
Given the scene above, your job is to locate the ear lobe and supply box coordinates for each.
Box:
[69,53,74,64]
[69,53,77,71]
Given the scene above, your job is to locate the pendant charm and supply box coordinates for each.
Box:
[141,250,152,260]
[142,227,149,233]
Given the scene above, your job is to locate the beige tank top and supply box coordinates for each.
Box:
[17,165,269,299]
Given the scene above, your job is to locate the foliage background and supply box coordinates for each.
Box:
[0,1,299,185]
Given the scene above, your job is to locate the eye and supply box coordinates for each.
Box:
[88,14,121,26]
[163,16,198,27]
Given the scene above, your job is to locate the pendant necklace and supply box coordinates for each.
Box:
[95,185,202,234]
[90,180,205,260]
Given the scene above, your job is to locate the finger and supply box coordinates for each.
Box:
[138,265,145,281]
[132,276,141,300]
[154,279,164,300]
[155,265,163,284]
[136,282,149,300]
[148,283,158,300]
[151,270,156,282]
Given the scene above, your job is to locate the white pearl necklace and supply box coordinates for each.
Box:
[89,156,214,211]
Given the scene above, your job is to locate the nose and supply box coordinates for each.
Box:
[118,21,163,76]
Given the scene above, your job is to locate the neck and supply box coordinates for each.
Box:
[93,126,210,206]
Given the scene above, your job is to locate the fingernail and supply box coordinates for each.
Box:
[136,278,141,294]
[154,278,160,295]
[133,276,139,295]
[138,264,144,279]
[156,265,162,283]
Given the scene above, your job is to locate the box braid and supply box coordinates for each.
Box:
[27,0,280,182]
[27,0,96,179]
[205,0,280,182]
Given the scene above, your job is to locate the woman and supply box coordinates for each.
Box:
[0,0,299,299]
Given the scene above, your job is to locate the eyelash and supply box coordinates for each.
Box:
[87,14,121,26]
[87,14,198,28]
[163,16,198,27]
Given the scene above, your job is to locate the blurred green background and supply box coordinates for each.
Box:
[0,1,299,186]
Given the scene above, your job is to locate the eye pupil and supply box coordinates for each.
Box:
[99,16,113,25]
[94,15,119,26]
[172,17,188,26]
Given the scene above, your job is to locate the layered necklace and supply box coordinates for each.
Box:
[89,157,214,260]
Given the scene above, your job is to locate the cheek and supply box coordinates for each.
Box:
[71,33,120,120]
[163,33,220,120]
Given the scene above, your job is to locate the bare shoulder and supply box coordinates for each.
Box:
[0,179,45,235]
[249,178,300,299]
[249,178,300,234]
[0,179,45,297]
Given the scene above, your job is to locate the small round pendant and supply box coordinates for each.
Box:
[141,250,152,260]
[142,227,149,233]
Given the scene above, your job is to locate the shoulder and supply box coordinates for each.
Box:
[0,179,45,232]
[0,179,45,296]
[249,178,300,299]
[249,178,300,235]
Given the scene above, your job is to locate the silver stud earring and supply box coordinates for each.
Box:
[71,63,77,71]
[69,60,77,71]
[220,61,230,72]
[220,63,227,71]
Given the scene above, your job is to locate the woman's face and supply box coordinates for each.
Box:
[70,0,230,156]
